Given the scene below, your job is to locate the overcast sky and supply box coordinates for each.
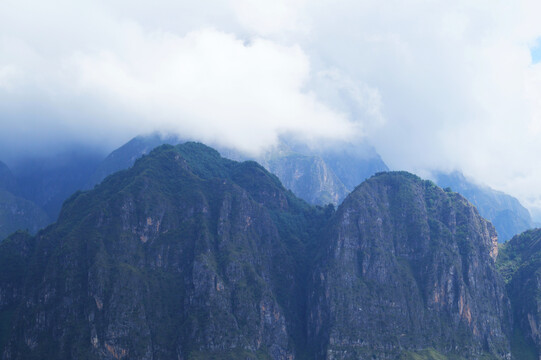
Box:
[2,0,541,213]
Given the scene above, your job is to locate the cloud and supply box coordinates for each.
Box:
[290,0,541,213]
[0,0,371,158]
[3,0,541,214]
[68,27,359,154]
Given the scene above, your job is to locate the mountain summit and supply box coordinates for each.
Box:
[309,172,510,359]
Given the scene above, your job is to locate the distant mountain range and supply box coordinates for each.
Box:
[0,161,49,239]
[83,135,388,207]
[0,134,534,244]
[82,134,531,242]
[258,141,388,206]
[433,171,533,242]
[12,151,103,219]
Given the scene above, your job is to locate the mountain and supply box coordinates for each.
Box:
[287,141,389,192]
[434,172,532,242]
[497,229,541,359]
[84,134,182,190]
[0,143,327,359]
[259,142,388,206]
[0,161,18,195]
[10,150,103,221]
[308,172,511,359]
[0,161,49,240]
[263,153,349,206]
[0,144,516,359]
[0,190,50,240]
[88,135,388,207]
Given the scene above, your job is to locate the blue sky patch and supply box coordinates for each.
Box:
[531,40,541,64]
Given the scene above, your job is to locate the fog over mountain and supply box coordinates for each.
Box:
[2,0,541,216]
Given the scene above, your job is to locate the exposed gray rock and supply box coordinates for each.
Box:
[309,172,512,359]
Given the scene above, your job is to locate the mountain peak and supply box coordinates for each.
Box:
[309,169,509,359]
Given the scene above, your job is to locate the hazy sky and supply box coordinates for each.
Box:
[2,0,541,212]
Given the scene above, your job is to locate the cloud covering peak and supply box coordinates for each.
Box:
[2,0,541,212]
[0,1,374,156]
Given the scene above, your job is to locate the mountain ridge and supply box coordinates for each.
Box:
[0,143,519,359]
[433,171,532,242]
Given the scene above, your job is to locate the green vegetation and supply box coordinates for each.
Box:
[0,142,329,359]
[0,145,526,360]
[496,229,541,359]
[497,229,541,283]
[400,348,463,360]
[510,326,537,360]
[188,348,271,360]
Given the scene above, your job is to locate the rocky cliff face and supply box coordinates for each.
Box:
[264,154,349,206]
[0,146,516,360]
[308,172,511,359]
[314,144,389,192]
[257,141,388,207]
[434,171,532,242]
[497,229,541,359]
[0,143,326,360]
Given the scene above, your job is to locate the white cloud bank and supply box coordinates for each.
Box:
[0,0,371,156]
[70,28,360,155]
[2,0,541,213]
